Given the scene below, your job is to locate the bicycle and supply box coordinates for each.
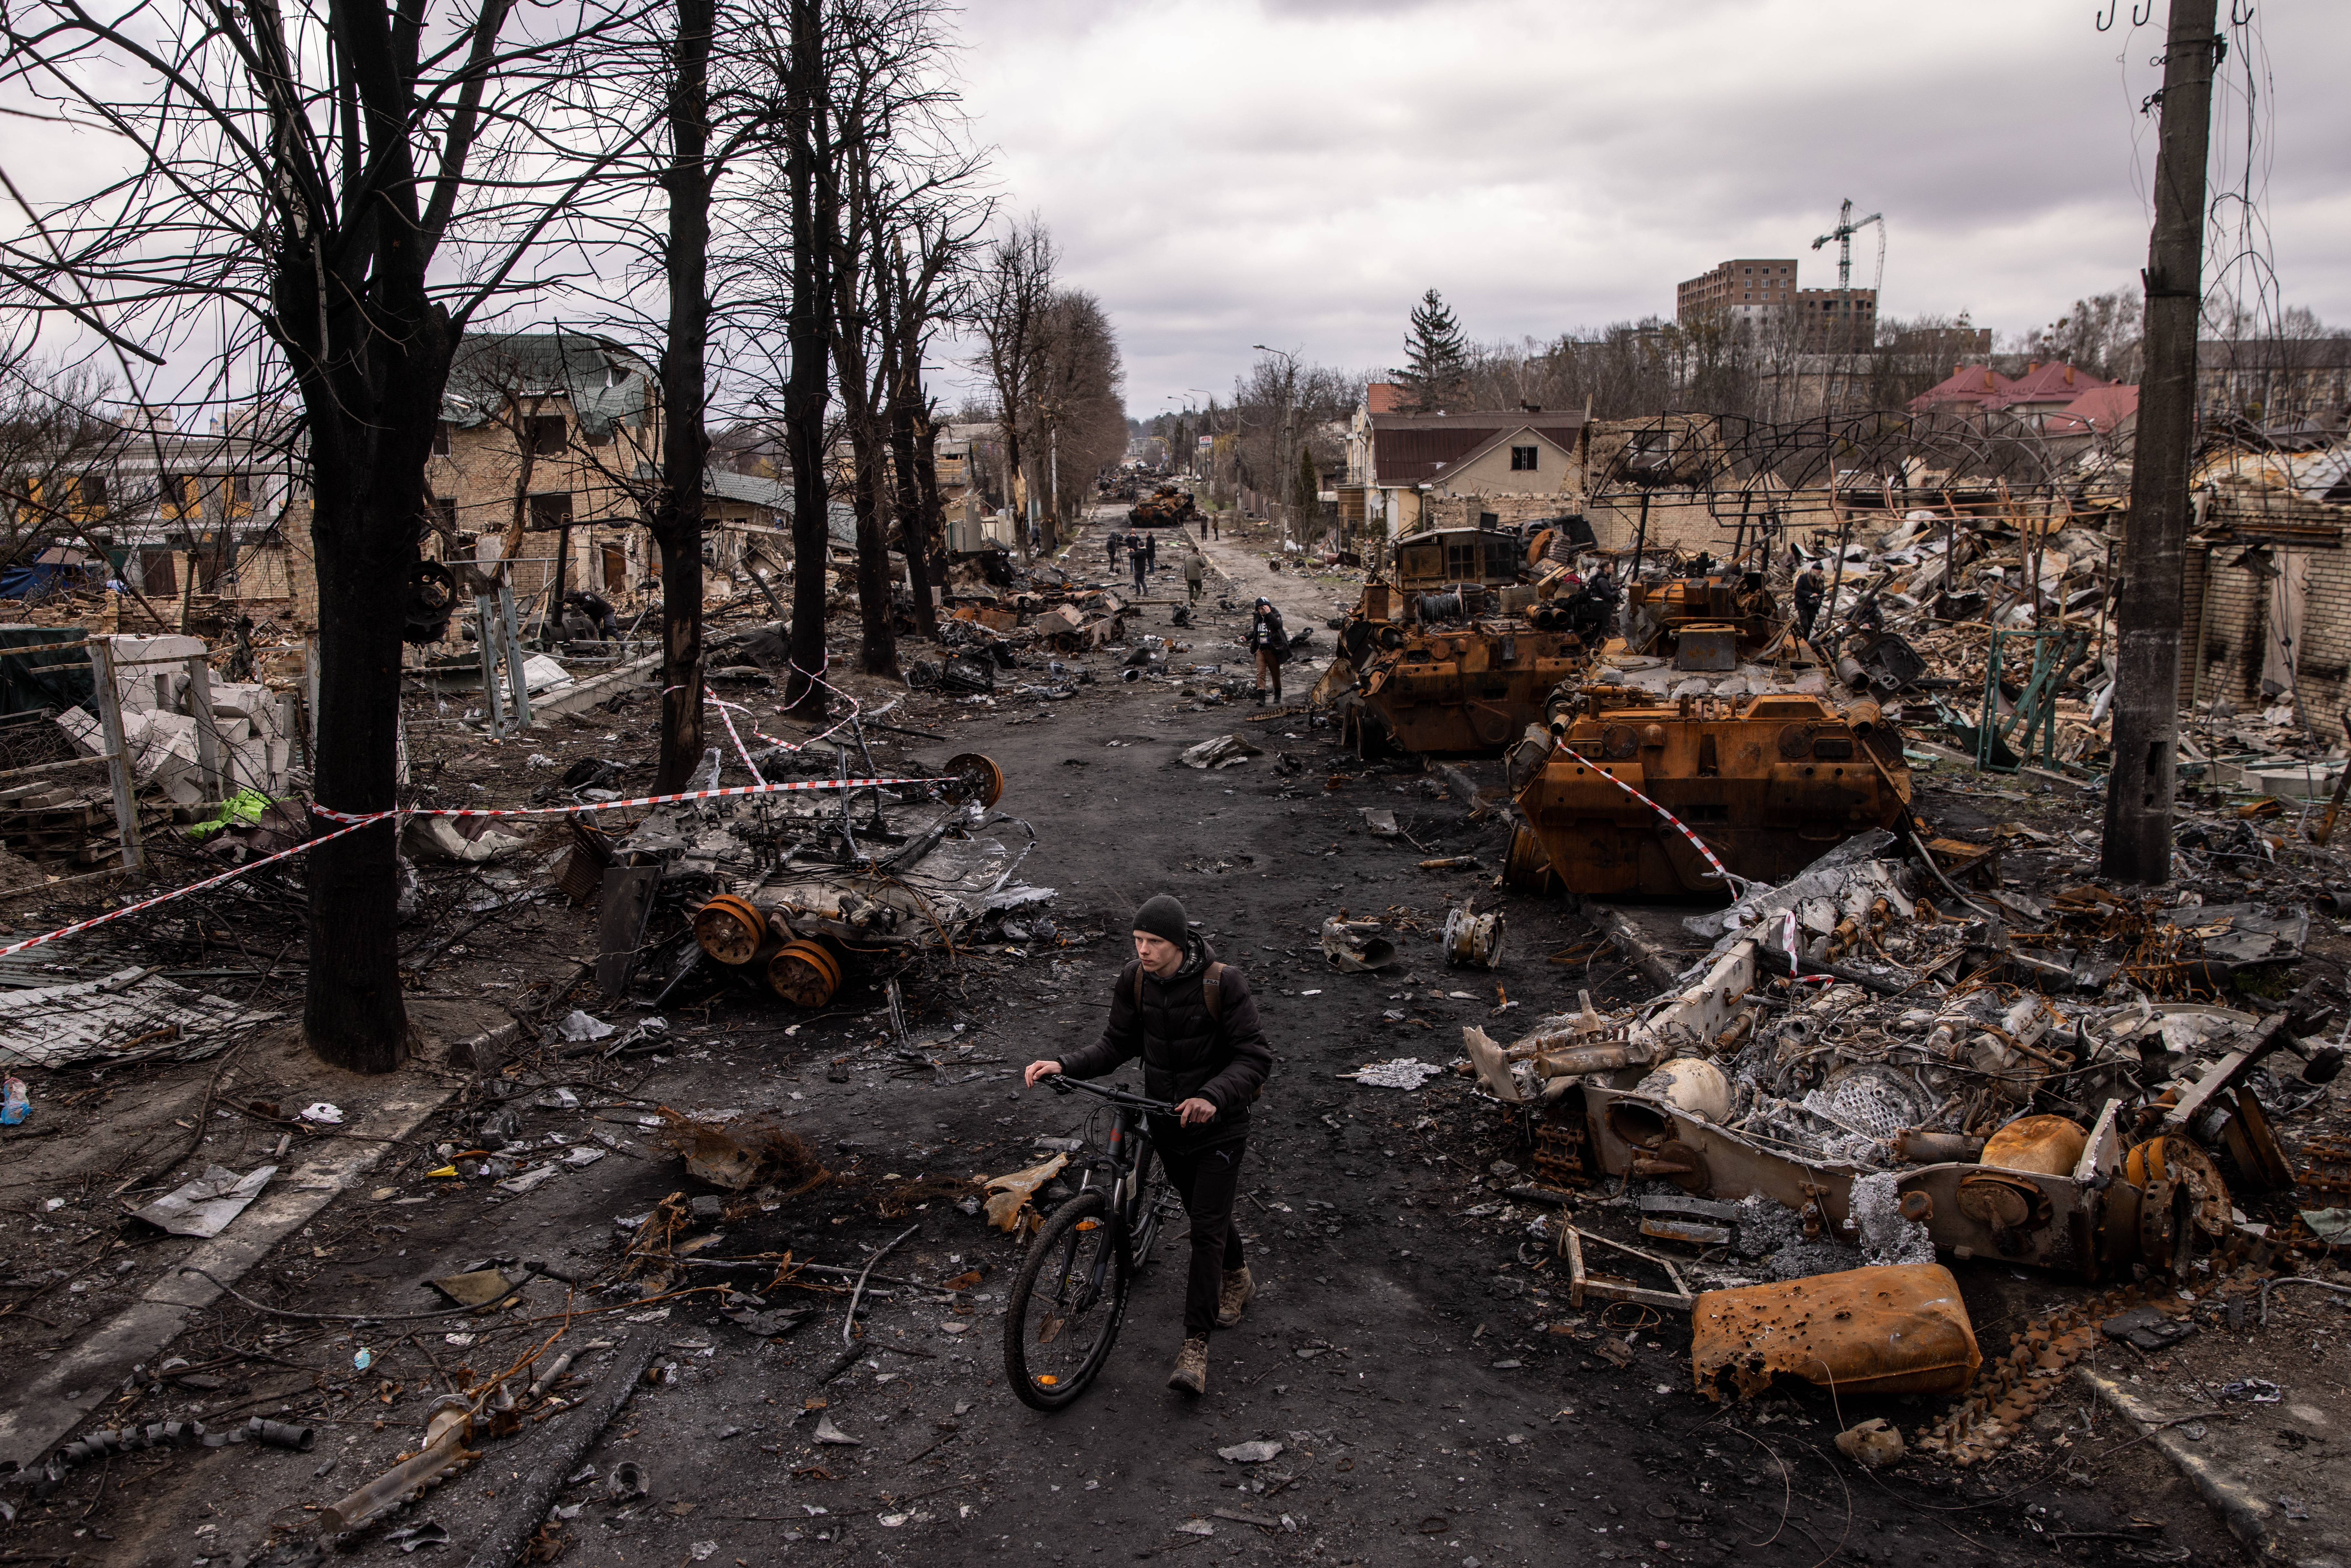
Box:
[1001,1074,1176,1411]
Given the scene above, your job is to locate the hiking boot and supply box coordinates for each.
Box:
[1252,688,1267,705]
[1168,1335,1209,1396]
[1215,1266,1255,1329]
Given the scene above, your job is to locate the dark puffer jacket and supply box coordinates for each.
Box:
[1055,933,1273,1152]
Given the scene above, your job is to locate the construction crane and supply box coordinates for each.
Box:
[1811,198,1885,350]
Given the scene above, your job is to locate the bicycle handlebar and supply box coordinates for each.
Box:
[1044,1074,1177,1116]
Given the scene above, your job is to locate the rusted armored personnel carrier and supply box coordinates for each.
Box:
[1616,568,1782,665]
[1128,485,1197,527]
[1510,683,1913,897]
[1498,559,1915,897]
[1334,522,1606,755]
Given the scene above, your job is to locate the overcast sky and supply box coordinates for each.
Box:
[947,0,2348,417]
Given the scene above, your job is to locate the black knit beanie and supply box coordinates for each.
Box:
[1131,894,1190,946]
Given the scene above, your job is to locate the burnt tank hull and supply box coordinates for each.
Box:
[1516,692,1911,897]
[1351,622,1589,755]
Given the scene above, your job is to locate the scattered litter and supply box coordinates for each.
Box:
[1181,734,1262,770]
[298,1102,343,1125]
[1216,1440,1283,1464]
[1320,916,1398,973]
[1833,1418,1906,1468]
[557,1010,617,1042]
[812,1416,860,1446]
[980,1153,1069,1232]
[1341,1059,1444,1090]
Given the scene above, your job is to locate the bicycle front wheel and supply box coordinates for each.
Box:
[1003,1190,1130,1411]
[1126,1144,1171,1272]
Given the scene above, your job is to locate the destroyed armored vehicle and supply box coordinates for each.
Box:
[1510,685,1912,896]
[1333,522,1604,755]
[1501,555,1911,895]
[1128,485,1198,527]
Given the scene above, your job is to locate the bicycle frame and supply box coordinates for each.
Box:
[1048,1078,1169,1297]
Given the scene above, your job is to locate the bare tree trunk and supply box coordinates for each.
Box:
[780,0,836,715]
[648,0,712,790]
[305,414,443,1071]
[2101,0,2219,886]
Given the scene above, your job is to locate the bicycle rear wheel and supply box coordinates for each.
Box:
[1003,1191,1130,1411]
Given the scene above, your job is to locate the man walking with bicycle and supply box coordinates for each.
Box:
[1024,894,1272,1396]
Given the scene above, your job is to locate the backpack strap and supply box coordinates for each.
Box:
[1136,959,1225,1020]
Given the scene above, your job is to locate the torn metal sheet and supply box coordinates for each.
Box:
[0,966,279,1068]
[132,1164,276,1238]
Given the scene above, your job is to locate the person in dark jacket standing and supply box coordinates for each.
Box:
[1025,894,1272,1397]
[1792,562,1826,643]
[1144,532,1158,573]
[1248,596,1288,705]
[1127,533,1149,595]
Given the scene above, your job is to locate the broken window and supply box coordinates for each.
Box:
[1510,446,1539,472]
[528,415,568,457]
[76,473,108,512]
[529,492,574,531]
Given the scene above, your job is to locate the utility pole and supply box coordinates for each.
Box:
[2102,0,2219,886]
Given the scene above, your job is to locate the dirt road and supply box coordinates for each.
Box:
[2,506,2242,1567]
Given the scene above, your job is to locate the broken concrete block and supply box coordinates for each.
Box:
[209,682,269,720]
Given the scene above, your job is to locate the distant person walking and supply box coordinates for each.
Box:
[1249,595,1288,705]
[1128,534,1149,596]
[1106,529,1122,571]
[1184,549,1206,604]
[1145,533,1158,573]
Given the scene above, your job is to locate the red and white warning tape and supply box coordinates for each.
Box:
[1,771,954,962]
[1552,743,1828,982]
[1552,743,1740,889]
[0,667,934,962]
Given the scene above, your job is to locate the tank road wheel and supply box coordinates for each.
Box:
[942,752,1005,808]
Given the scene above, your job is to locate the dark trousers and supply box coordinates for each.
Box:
[1155,1137,1245,1338]
[1130,561,1147,594]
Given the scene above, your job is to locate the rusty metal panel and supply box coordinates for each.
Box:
[1692,1263,1981,1401]
[1519,692,1910,895]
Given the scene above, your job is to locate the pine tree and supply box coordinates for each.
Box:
[1293,444,1320,526]
[1392,289,1469,412]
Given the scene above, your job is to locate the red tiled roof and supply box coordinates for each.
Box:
[2041,383,2139,435]
[1906,364,2014,413]
[1369,412,1586,486]
[1987,360,2113,409]
[1366,382,1405,414]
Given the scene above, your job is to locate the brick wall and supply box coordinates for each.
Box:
[1587,494,1735,557]
[1419,493,1585,532]
[2180,540,2351,730]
